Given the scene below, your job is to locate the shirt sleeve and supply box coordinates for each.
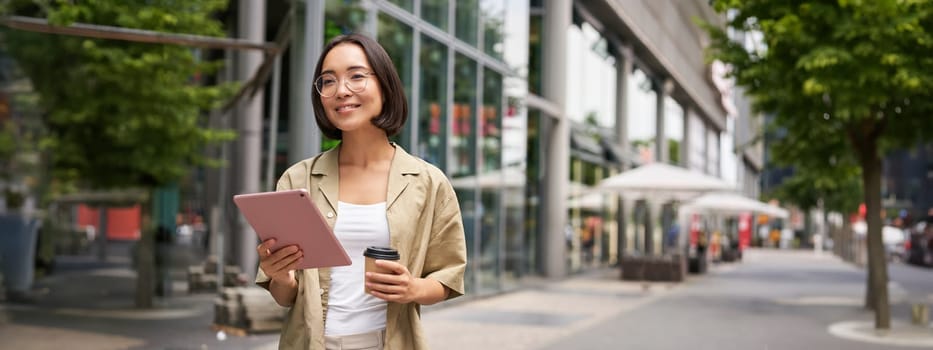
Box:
[422,178,467,299]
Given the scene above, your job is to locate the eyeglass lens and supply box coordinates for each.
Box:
[315,69,370,97]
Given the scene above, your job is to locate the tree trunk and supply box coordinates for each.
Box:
[804,210,813,249]
[135,190,155,308]
[857,137,890,329]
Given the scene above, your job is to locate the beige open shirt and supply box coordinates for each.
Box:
[255,143,467,350]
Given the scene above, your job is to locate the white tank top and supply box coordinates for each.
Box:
[324,201,390,336]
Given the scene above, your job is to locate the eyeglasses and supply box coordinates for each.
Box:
[314,69,375,98]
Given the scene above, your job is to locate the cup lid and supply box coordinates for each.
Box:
[364,246,400,260]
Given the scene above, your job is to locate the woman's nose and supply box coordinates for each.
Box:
[334,79,353,97]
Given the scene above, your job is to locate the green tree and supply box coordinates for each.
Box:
[703,0,933,329]
[2,0,235,307]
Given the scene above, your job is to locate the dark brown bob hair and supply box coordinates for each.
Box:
[311,33,408,140]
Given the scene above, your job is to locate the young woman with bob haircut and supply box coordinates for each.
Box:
[254,33,467,350]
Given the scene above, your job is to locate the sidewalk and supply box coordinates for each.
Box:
[3,248,931,349]
[0,243,279,350]
[422,268,680,350]
[422,249,933,349]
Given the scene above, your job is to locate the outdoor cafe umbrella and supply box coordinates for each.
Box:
[594,162,734,200]
[449,165,525,189]
[681,191,789,219]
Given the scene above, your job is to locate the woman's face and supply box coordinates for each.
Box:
[318,43,384,136]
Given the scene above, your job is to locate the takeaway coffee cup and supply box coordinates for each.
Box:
[364,246,400,293]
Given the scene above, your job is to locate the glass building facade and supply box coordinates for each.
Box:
[270,0,532,295]
[254,0,749,295]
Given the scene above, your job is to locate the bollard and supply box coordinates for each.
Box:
[912,303,929,326]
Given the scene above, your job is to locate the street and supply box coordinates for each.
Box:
[424,250,933,350]
[1,249,931,349]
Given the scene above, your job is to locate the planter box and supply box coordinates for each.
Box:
[621,254,686,282]
[0,214,40,295]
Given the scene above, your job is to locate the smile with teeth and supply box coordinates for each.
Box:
[336,104,361,112]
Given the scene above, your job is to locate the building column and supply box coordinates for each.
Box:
[541,0,571,278]
[655,78,673,163]
[614,44,632,157]
[235,0,266,277]
[289,0,324,164]
[614,43,632,262]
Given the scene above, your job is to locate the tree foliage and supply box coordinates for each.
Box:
[703,0,933,329]
[2,0,236,190]
[768,163,863,213]
[703,1,933,151]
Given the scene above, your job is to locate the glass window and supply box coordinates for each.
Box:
[417,35,448,169]
[456,0,479,46]
[664,97,684,165]
[478,189,501,293]
[451,54,477,178]
[481,69,502,173]
[324,1,366,42]
[500,2,529,77]
[566,22,616,128]
[378,14,414,149]
[627,68,657,164]
[456,187,477,293]
[480,0,505,59]
[524,109,543,275]
[528,13,543,95]
[322,0,367,151]
[502,94,527,287]
[478,68,503,293]
[386,0,412,12]
[502,179,526,285]
[421,0,448,31]
[688,111,706,172]
[707,129,720,176]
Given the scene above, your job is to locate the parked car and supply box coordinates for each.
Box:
[906,222,933,267]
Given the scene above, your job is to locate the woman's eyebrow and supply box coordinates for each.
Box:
[320,65,371,75]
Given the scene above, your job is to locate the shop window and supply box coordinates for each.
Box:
[417,35,448,169]
[378,14,414,148]
[421,0,448,31]
[456,0,479,46]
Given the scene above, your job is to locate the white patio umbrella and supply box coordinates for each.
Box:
[682,191,789,218]
[449,165,525,189]
[569,192,605,210]
[595,162,735,200]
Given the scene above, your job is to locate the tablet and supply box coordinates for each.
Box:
[233,189,351,269]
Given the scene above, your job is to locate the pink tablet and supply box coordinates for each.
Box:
[233,189,351,269]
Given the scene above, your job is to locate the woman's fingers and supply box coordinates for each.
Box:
[269,249,303,272]
[269,245,300,261]
[256,238,277,257]
[258,243,302,278]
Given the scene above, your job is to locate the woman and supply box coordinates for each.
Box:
[255,33,467,350]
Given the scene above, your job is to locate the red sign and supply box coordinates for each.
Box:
[738,212,752,251]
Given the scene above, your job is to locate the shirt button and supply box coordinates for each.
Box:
[326,212,334,218]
